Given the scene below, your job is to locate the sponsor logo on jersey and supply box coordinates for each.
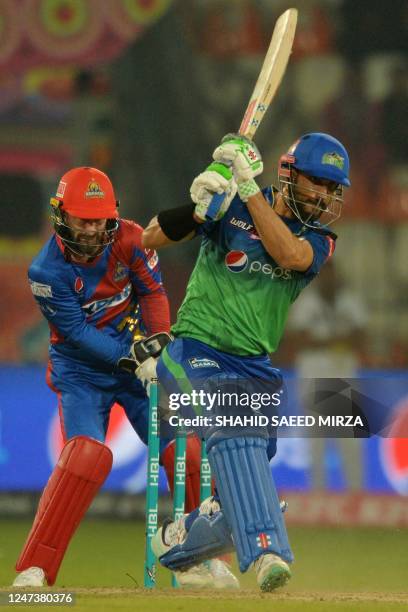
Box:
[225,251,292,280]
[30,280,53,298]
[188,357,220,370]
[249,260,292,280]
[85,180,105,198]
[230,216,260,239]
[230,216,254,232]
[225,250,248,273]
[113,261,128,282]
[74,277,84,293]
[82,282,132,316]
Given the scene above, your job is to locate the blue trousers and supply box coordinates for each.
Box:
[157,336,282,459]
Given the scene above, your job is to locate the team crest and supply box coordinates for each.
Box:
[321,151,344,170]
[85,180,105,198]
[114,261,127,282]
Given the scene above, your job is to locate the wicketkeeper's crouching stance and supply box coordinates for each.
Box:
[141,131,351,591]
[13,167,236,589]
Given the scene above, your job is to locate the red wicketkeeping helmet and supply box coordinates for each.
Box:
[52,166,119,219]
[50,167,119,257]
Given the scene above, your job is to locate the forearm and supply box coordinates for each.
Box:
[246,192,312,270]
[63,321,128,365]
[139,289,171,335]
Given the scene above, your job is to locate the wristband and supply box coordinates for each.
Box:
[157,203,199,241]
[238,179,260,202]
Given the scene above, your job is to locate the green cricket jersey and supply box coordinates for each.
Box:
[172,187,335,355]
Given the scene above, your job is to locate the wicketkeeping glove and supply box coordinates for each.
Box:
[117,332,173,394]
[190,163,237,221]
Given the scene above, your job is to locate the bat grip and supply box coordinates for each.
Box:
[205,192,226,221]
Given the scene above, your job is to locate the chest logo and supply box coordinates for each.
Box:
[225,250,248,273]
[114,261,128,282]
[230,216,254,232]
[74,277,84,293]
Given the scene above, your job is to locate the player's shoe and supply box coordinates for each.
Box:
[207,558,239,589]
[152,516,239,589]
[253,553,291,592]
[12,567,46,587]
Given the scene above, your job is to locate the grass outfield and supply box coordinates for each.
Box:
[0,520,407,610]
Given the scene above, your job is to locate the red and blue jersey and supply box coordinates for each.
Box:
[28,219,170,370]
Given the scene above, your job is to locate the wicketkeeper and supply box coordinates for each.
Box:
[13,167,228,589]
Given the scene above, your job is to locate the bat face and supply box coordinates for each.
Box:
[239,8,298,140]
[205,9,298,221]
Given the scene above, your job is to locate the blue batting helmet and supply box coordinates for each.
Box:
[282,133,350,187]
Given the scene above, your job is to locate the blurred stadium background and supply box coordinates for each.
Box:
[0,0,407,590]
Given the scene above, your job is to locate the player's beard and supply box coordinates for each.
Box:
[290,184,329,223]
[74,231,108,257]
[294,199,324,223]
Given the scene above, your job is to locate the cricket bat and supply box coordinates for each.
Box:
[206,8,298,220]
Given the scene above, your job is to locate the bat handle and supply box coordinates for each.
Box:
[205,192,226,221]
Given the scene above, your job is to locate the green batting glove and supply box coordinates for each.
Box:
[213,133,263,183]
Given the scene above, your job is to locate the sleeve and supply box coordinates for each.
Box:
[195,219,218,238]
[28,267,128,366]
[303,231,336,277]
[125,225,171,335]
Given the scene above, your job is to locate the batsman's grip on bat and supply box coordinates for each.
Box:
[206,133,264,219]
[117,332,173,393]
[191,164,237,222]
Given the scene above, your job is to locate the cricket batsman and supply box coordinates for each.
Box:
[13,166,235,589]
[140,132,350,591]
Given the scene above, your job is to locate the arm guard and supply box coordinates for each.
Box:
[157,204,199,241]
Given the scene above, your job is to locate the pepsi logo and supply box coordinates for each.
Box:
[74,277,84,293]
[225,250,248,273]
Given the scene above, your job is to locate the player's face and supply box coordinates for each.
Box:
[292,172,340,222]
[65,213,108,256]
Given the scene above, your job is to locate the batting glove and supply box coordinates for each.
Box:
[190,163,237,221]
[212,133,263,183]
